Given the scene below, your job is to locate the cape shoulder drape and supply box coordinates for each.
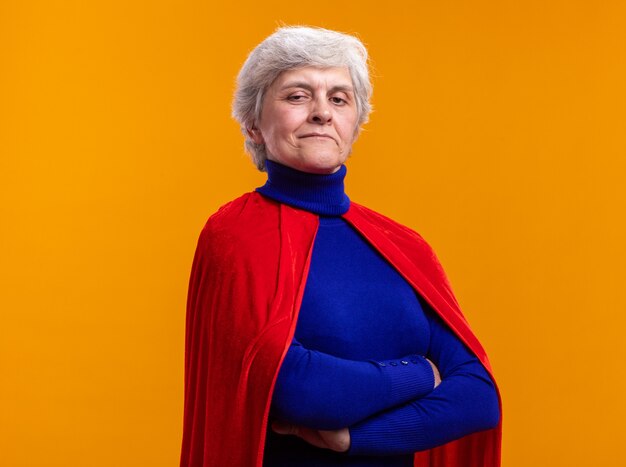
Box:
[180,192,502,467]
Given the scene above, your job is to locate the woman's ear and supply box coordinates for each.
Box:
[247,126,264,145]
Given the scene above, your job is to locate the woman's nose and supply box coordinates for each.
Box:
[308,100,332,124]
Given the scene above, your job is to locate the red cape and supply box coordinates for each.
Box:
[180,192,502,466]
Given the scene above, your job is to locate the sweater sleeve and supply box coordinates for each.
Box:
[270,338,435,430]
[348,307,501,455]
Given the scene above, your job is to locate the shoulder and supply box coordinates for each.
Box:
[347,201,432,250]
[203,192,275,231]
[345,201,452,290]
[195,192,281,258]
[190,192,318,293]
[201,192,279,235]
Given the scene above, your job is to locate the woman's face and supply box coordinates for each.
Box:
[249,66,360,174]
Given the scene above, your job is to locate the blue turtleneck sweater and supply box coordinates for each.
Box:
[259,160,500,467]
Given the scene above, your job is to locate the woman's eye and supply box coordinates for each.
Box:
[330,96,347,105]
[288,94,307,102]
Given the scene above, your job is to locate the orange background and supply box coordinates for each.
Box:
[1,1,625,466]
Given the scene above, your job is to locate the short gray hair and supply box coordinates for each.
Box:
[232,26,373,171]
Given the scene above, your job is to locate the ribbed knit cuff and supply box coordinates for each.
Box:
[384,355,435,402]
[348,406,428,456]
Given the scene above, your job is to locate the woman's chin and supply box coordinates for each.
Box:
[296,153,345,174]
[299,161,343,174]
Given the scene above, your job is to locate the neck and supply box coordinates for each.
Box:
[255,160,350,216]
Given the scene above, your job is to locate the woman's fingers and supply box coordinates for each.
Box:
[426,358,442,388]
[271,421,350,452]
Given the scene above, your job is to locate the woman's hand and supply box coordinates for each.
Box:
[271,420,350,452]
[426,358,442,388]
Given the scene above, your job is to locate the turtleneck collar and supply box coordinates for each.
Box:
[255,159,351,216]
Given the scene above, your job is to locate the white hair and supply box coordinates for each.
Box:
[232,26,373,171]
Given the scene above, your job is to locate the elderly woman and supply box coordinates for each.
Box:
[180,26,501,467]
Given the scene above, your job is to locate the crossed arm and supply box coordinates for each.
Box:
[269,310,500,455]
